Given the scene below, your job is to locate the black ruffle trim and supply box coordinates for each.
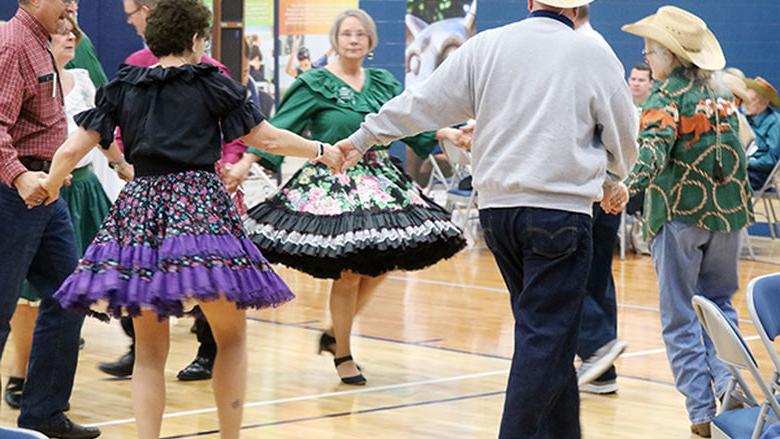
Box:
[245,204,466,279]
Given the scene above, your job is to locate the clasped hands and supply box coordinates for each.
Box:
[601,182,629,215]
[14,171,69,209]
[222,140,365,193]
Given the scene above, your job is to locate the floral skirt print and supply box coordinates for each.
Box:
[54,170,293,320]
[244,151,467,279]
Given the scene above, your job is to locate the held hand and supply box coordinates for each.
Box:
[63,173,73,187]
[223,159,252,193]
[316,144,344,174]
[13,171,49,209]
[601,182,629,215]
[41,175,62,206]
[116,163,134,182]
[335,139,362,173]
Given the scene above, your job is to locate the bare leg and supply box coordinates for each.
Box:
[324,273,385,339]
[132,311,169,439]
[197,297,246,439]
[9,304,38,378]
[330,272,361,378]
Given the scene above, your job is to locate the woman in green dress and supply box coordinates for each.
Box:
[226,9,467,385]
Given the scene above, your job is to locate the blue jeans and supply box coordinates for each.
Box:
[577,203,620,381]
[0,185,84,427]
[481,207,592,439]
[651,220,740,424]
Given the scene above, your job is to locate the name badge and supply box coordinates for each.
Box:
[37,73,54,83]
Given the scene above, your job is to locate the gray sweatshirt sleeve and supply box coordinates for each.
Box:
[349,39,478,152]
[596,84,639,187]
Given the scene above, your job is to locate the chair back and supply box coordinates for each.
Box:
[747,274,780,373]
[0,427,49,438]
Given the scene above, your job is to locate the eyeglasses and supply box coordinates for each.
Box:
[338,31,369,40]
[63,0,78,5]
[125,5,143,18]
[641,49,658,58]
[54,27,74,36]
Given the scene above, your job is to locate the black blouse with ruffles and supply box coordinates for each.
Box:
[75,63,265,177]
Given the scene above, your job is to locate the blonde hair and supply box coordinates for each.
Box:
[329,9,378,53]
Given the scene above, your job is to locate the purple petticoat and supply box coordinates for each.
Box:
[54,170,293,320]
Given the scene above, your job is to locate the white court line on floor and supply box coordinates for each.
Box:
[388,275,755,324]
[86,369,508,428]
[85,323,733,428]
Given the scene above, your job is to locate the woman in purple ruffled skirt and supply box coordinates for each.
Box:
[39,1,342,437]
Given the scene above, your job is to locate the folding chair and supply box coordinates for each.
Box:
[242,163,280,209]
[692,296,780,439]
[752,160,780,240]
[439,139,479,242]
[0,427,49,438]
[423,154,450,196]
[747,274,780,393]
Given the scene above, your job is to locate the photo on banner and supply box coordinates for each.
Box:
[277,0,358,96]
[244,0,275,116]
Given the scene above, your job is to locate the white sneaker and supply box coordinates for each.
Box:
[580,379,619,394]
[577,340,627,387]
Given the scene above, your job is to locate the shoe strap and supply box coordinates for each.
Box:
[334,355,354,367]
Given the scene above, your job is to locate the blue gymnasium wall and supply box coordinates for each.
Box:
[0,1,143,78]
[3,1,776,92]
[474,0,780,87]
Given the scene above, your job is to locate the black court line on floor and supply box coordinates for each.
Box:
[159,390,506,439]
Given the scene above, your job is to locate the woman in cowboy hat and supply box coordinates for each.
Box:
[622,6,754,437]
[742,76,780,190]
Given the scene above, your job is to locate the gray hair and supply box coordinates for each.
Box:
[652,43,727,95]
[329,9,378,52]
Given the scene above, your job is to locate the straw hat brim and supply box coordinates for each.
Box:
[622,16,725,71]
[723,73,749,102]
[744,78,780,107]
[537,0,593,8]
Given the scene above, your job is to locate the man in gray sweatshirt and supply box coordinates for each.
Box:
[338,0,637,437]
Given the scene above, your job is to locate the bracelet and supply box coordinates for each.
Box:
[314,143,324,160]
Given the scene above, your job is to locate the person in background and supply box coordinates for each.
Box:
[742,76,780,190]
[572,3,628,396]
[628,63,653,106]
[625,62,655,255]
[723,69,756,152]
[622,6,753,436]
[285,35,312,78]
[64,0,108,88]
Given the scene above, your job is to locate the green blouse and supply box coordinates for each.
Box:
[249,68,438,172]
[626,67,753,237]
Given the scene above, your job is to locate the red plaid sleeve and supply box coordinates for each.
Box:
[0,45,28,187]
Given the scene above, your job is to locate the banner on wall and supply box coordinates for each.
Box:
[277,0,358,94]
[404,0,476,90]
[244,0,275,115]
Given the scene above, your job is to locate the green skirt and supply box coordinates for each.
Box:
[19,166,112,302]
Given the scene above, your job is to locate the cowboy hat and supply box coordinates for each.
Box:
[536,0,593,8]
[743,76,780,107]
[622,6,725,71]
[723,73,749,102]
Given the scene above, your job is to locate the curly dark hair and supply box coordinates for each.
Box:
[145,0,211,58]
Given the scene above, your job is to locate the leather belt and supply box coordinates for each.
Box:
[19,156,52,173]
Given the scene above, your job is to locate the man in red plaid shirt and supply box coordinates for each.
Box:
[0,1,100,437]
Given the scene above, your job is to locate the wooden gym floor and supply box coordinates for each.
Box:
[2,239,780,438]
